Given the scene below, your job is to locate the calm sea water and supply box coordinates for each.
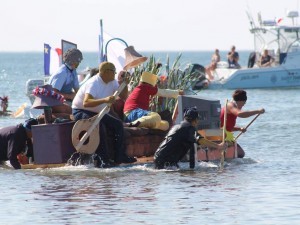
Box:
[1,52,300,225]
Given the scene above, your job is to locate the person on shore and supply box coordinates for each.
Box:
[205,49,221,80]
[259,49,274,67]
[227,45,240,68]
[72,62,136,167]
[154,106,224,169]
[220,89,265,158]
[49,48,83,114]
[0,118,38,169]
[123,71,184,131]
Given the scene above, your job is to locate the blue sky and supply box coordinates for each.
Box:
[1,0,299,52]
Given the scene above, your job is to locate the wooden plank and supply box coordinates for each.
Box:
[21,163,66,169]
[21,156,154,169]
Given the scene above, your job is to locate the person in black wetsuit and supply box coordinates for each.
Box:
[0,118,38,169]
[154,107,223,169]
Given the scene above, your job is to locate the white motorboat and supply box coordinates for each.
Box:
[193,10,300,90]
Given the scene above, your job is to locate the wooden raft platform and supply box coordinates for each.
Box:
[21,156,154,169]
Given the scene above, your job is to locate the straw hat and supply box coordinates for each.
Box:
[31,84,65,109]
[140,72,158,86]
[123,46,148,70]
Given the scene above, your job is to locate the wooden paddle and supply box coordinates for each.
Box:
[72,82,127,153]
[171,100,178,124]
[234,113,261,141]
[11,103,27,118]
[220,99,228,169]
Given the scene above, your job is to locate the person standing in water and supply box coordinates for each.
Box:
[154,106,224,169]
[220,89,265,158]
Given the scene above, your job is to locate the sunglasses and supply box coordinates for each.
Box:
[108,69,116,74]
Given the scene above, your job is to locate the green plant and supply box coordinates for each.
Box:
[129,53,201,113]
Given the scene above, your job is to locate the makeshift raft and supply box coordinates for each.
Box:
[21,156,155,169]
[20,95,237,170]
[20,123,236,170]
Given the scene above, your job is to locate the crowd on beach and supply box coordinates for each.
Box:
[0,46,265,170]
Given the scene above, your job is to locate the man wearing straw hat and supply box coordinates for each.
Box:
[123,71,184,131]
[72,62,136,166]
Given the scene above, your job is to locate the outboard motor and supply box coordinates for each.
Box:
[248,51,256,68]
[183,64,208,90]
[183,64,206,81]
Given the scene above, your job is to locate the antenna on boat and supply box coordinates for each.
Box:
[245,5,257,29]
[245,9,256,29]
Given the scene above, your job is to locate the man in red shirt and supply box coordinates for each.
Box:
[124,72,183,131]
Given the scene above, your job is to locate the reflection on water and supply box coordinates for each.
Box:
[1,156,300,224]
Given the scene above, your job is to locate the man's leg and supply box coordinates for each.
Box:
[101,113,136,164]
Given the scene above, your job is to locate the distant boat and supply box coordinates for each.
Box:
[192,10,300,90]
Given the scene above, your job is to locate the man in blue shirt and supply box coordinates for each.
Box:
[49,48,83,114]
[227,45,241,69]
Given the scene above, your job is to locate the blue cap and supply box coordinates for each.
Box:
[183,106,199,120]
[23,118,38,131]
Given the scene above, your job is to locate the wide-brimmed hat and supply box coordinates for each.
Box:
[140,72,158,86]
[31,84,65,109]
[123,46,148,70]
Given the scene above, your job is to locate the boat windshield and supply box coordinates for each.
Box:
[251,26,300,54]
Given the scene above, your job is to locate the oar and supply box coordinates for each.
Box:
[220,99,228,169]
[234,113,261,141]
[74,82,127,151]
[171,100,178,124]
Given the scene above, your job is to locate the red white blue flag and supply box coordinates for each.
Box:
[44,43,62,76]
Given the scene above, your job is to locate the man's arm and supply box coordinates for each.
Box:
[157,88,183,98]
[83,93,115,108]
[52,88,76,101]
[198,137,220,149]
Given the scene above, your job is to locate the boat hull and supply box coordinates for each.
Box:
[210,66,300,89]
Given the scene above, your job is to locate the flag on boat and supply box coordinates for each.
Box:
[44,43,62,76]
[98,31,128,76]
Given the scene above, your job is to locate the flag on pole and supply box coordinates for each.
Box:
[44,43,62,76]
[44,43,51,75]
[98,31,127,76]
